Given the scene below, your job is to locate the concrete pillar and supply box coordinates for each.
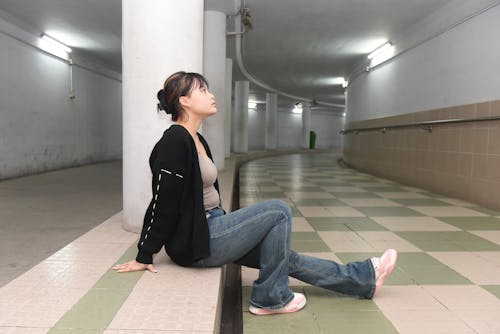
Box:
[224,58,233,158]
[202,10,226,170]
[233,81,249,153]
[302,103,311,149]
[265,93,278,149]
[122,0,203,233]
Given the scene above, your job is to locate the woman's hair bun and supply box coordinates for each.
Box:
[157,89,171,114]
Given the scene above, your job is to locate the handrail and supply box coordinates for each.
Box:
[340,115,500,135]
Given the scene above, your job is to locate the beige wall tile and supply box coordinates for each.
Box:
[452,104,475,119]
[488,126,500,155]
[469,178,490,206]
[476,101,491,118]
[457,153,473,177]
[471,154,488,179]
[448,128,460,152]
[446,175,471,199]
[437,107,451,120]
[471,129,489,154]
[445,152,459,175]
[345,99,500,212]
[487,155,500,182]
[490,100,500,117]
[459,127,473,153]
[486,180,500,209]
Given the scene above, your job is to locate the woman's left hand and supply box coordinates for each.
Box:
[113,260,158,273]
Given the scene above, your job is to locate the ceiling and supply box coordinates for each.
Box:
[0,0,454,112]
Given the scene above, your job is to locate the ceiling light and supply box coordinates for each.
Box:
[41,34,72,53]
[342,112,346,117]
[328,77,345,85]
[248,101,257,109]
[292,105,303,114]
[317,77,346,86]
[367,42,392,60]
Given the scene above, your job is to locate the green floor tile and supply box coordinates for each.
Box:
[331,192,382,198]
[242,287,321,334]
[419,192,447,198]
[393,198,452,206]
[291,232,331,252]
[396,231,500,251]
[255,191,287,198]
[356,206,424,217]
[361,186,405,192]
[467,207,500,216]
[306,175,335,179]
[315,310,398,334]
[481,285,500,298]
[290,206,302,217]
[304,287,398,334]
[279,186,324,192]
[438,217,500,230]
[291,198,345,206]
[53,289,131,330]
[48,329,101,334]
[303,286,377,310]
[310,181,350,186]
[292,232,324,241]
[243,308,321,334]
[272,177,306,182]
[93,267,143,290]
[48,245,144,333]
[307,217,387,231]
[396,253,472,284]
[251,181,278,186]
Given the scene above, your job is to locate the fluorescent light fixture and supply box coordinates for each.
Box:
[292,104,303,114]
[328,77,345,85]
[367,42,392,60]
[41,34,72,53]
[248,101,257,109]
[317,77,347,87]
[366,41,396,70]
[342,112,346,117]
[342,80,348,88]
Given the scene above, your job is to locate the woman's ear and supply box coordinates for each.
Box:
[179,96,189,109]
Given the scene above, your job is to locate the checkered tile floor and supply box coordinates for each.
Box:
[239,153,500,334]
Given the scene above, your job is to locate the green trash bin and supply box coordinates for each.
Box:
[309,131,317,149]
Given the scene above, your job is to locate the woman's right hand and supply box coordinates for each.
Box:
[113,260,158,273]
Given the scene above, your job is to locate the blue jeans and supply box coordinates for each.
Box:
[192,199,376,309]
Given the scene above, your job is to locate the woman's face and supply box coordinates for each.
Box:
[181,82,217,119]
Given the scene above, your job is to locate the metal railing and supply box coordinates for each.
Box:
[340,115,500,135]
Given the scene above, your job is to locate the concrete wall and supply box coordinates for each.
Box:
[311,111,344,148]
[346,2,500,122]
[248,106,266,150]
[0,18,122,179]
[277,111,302,149]
[275,110,344,150]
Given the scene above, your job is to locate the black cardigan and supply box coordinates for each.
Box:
[136,124,219,266]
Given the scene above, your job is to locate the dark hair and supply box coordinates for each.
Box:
[157,71,209,121]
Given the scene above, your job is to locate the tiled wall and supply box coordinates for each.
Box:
[343,100,500,211]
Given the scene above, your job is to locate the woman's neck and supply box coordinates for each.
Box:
[176,118,202,139]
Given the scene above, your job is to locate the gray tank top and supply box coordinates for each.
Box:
[198,152,220,210]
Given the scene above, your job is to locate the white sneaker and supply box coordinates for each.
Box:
[249,292,307,315]
[371,249,398,296]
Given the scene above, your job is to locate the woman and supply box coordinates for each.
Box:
[113,71,397,315]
